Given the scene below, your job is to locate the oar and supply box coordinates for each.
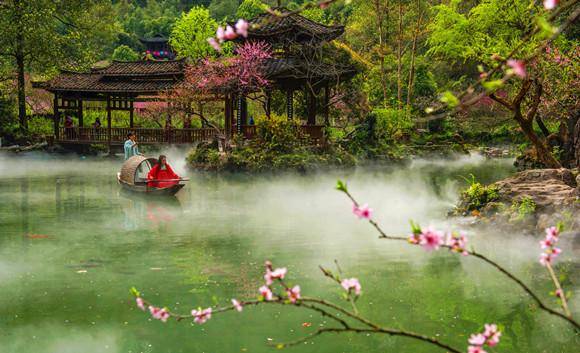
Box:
[147,178,190,182]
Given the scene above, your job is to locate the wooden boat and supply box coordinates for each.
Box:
[117,155,187,196]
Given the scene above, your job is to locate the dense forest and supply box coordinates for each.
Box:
[0,0,578,169]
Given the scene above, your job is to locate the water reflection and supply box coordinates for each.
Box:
[118,190,182,232]
[0,154,578,353]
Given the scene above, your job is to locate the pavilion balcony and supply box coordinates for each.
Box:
[55,125,324,145]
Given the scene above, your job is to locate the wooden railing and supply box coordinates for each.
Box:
[56,125,324,145]
[240,125,324,142]
[57,127,221,145]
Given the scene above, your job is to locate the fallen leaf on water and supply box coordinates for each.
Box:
[25,233,50,239]
[302,322,312,328]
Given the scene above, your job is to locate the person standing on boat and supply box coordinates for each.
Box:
[124,132,141,160]
[147,155,180,188]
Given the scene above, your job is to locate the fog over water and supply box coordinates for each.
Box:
[0,151,577,353]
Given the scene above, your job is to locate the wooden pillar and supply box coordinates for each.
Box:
[129,100,134,128]
[324,84,330,126]
[224,95,232,137]
[286,89,293,120]
[78,99,83,127]
[53,94,59,140]
[236,95,243,134]
[106,96,112,152]
[307,88,317,125]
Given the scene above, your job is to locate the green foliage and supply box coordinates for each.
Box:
[335,180,348,193]
[510,196,536,220]
[460,175,500,211]
[236,0,267,19]
[428,0,541,65]
[188,115,357,173]
[112,45,140,61]
[169,6,219,59]
[344,109,412,160]
[301,7,327,24]
[209,0,238,20]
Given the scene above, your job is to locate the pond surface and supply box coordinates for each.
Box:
[0,152,578,353]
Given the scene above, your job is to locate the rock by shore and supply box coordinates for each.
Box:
[460,168,580,231]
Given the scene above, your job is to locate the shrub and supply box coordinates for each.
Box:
[459,175,500,211]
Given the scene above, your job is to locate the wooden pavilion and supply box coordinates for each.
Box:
[36,7,355,148]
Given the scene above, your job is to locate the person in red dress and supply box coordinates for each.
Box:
[147,155,180,188]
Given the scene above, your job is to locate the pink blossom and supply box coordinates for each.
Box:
[555,289,563,298]
[235,19,249,38]
[468,333,487,346]
[483,324,501,347]
[224,25,237,40]
[540,238,553,249]
[540,226,562,266]
[352,203,373,220]
[408,233,421,244]
[545,226,559,240]
[287,285,301,303]
[540,253,553,266]
[207,38,222,52]
[507,60,527,78]
[468,346,487,353]
[544,0,558,10]
[191,307,212,324]
[419,228,444,251]
[149,306,170,322]
[136,297,146,311]
[446,231,469,255]
[216,26,225,41]
[259,285,273,301]
[232,299,243,312]
[341,278,362,296]
[264,267,287,285]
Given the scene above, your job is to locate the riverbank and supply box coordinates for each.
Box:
[454,168,580,231]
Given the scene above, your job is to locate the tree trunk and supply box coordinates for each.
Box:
[374,0,389,108]
[516,114,561,169]
[491,79,562,169]
[406,0,423,108]
[15,0,27,132]
[396,0,403,109]
[575,117,580,168]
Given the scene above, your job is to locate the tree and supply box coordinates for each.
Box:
[0,0,115,132]
[169,6,219,59]
[236,0,267,20]
[427,0,570,168]
[112,45,141,62]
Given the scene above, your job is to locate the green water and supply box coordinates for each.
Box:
[0,153,578,353]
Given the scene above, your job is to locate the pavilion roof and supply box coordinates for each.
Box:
[37,60,184,95]
[263,57,356,83]
[93,59,185,77]
[240,8,344,45]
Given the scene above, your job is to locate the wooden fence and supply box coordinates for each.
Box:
[56,125,324,145]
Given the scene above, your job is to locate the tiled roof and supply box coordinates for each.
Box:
[94,59,185,77]
[243,8,344,43]
[42,72,182,94]
[40,60,185,94]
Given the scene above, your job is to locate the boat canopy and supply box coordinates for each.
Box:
[119,156,157,185]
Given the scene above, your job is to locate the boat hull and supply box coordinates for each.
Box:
[117,173,185,196]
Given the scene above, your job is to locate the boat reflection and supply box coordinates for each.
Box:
[118,189,182,232]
